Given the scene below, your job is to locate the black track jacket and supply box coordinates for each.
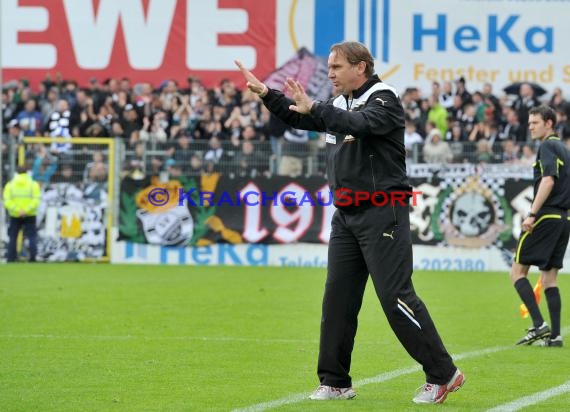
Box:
[262,76,411,208]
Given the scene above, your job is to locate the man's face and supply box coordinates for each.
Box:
[528,113,551,140]
[327,51,361,96]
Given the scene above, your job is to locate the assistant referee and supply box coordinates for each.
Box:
[511,105,570,347]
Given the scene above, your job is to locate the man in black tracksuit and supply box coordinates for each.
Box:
[235,41,464,404]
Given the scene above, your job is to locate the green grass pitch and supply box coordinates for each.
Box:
[1,264,569,411]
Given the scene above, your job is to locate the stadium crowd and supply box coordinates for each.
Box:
[2,74,570,187]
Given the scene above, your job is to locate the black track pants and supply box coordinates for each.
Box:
[317,204,456,387]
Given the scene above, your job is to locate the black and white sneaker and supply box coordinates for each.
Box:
[539,335,563,347]
[516,322,550,345]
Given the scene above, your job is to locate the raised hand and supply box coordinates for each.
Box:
[285,78,314,114]
[234,60,268,97]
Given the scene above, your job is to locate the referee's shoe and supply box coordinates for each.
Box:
[516,322,550,345]
[539,335,563,347]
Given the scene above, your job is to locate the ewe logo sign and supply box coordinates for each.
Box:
[1,0,276,88]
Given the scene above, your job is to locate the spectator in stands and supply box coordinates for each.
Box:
[501,107,528,143]
[455,76,472,108]
[83,150,107,183]
[469,118,500,145]
[6,119,23,145]
[125,142,146,174]
[32,145,58,186]
[110,120,126,139]
[70,89,90,129]
[171,94,194,134]
[423,128,453,164]
[279,127,309,178]
[401,88,422,126]
[459,103,477,136]
[165,158,185,181]
[255,105,272,140]
[126,130,141,150]
[170,134,194,167]
[417,98,430,136]
[519,144,536,166]
[2,89,16,129]
[448,122,469,163]
[512,83,540,127]
[85,122,109,138]
[84,162,108,201]
[139,111,168,143]
[241,124,261,142]
[427,94,448,137]
[224,100,258,130]
[226,116,243,147]
[39,86,59,122]
[265,112,288,163]
[187,154,205,178]
[474,139,495,164]
[119,77,132,94]
[16,99,43,136]
[204,136,227,166]
[549,87,566,112]
[447,94,464,123]
[215,78,240,109]
[233,140,267,178]
[439,81,454,109]
[52,163,77,184]
[121,104,142,140]
[501,139,520,164]
[112,90,131,115]
[200,117,228,141]
[2,120,20,184]
[471,91,488,123]
[554,106,570,141]
[482,82,501,121]
[134,82,154,106]
[403,119,423,162]
[46,99,73,141]
[159,79,180,110]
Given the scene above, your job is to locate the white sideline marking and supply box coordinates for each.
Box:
[233,327,569,412]
[231,346,507,412]
[487,380,570,411]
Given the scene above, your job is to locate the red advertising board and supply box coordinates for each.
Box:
[3,0,276,89]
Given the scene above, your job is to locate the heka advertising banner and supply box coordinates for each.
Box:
[284,0,570,93]
[3,0,570,93]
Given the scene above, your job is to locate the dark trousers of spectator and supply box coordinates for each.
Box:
[318,202,456,387]
[7,216,37,262]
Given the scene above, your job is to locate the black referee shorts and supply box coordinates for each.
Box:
[515,210,570,271]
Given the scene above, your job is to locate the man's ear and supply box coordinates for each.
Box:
[357,61,367,75]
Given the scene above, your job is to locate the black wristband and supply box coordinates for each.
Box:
[527,212,537,218]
